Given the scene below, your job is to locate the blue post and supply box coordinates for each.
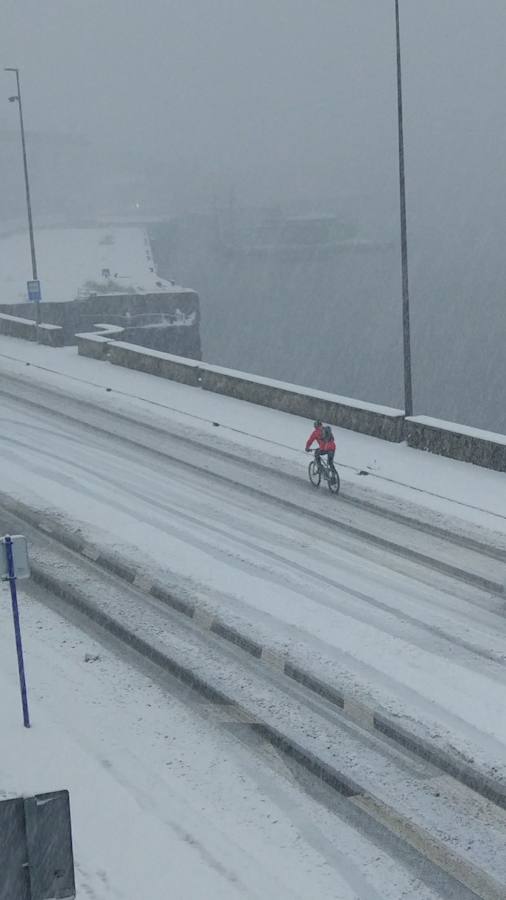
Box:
[5,536,30,728]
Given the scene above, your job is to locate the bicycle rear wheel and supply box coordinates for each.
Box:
[308,460,321,487]
[327,469,340,495]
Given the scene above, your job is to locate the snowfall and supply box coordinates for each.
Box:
[1,334,506,899]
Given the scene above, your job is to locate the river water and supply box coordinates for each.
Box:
[151,222,506,435]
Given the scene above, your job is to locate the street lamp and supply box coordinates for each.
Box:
[5,67,41,326]
[394,1,413,417]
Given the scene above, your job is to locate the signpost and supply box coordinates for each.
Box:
[27,280,41,304]
[1,535,31,728]
[0,536,76,899]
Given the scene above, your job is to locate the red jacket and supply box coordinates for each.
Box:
[306,426,336,452]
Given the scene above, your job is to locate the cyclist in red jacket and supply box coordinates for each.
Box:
[305,419,338,481]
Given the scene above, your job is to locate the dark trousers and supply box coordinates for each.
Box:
[315,448,336,474]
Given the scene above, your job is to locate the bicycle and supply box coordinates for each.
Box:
[307,450,340,495]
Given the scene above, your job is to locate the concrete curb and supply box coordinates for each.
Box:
[27,549,506,900]
[2,492,505,814]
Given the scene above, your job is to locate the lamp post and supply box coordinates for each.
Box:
[5,67,40,326]
[394,1,413,417]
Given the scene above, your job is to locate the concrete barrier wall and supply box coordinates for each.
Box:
[79,335,404,440]
[201,365,405,441]
[76,325,125,359]
[0,313,63,346]
[76,334,113,360]
[0,290,201,358]
[406,416,506,472]
[37,323,65,347]
[0,312,37,341]
[107,341,202,387]
[12,329,506,466]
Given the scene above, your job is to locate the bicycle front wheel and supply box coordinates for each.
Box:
[327,469,340,495]
[308,460,321,487]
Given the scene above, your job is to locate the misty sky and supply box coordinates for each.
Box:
[3,0,506,215]
[2,1,506,427]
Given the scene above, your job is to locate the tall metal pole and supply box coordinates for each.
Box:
[394,0,413,417]
[4,536,31,729]
[5,67,40,326]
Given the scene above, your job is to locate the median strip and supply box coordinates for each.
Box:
[1,490,505,814]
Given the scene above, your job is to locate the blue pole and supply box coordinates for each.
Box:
[5,536,30,728]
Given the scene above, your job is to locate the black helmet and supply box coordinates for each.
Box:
[314,419,322,428]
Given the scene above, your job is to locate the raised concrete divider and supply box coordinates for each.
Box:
[201,363,405,440]
[77,333,404,440]
[37,322,65,347]
[27,549,506,899]
[0,312,37,341]
[108,341,202,387]
[406,416,506,473]
[75,334,112,360]
[75,324,125,360]
[0,312,64,346]
[1,487,504,822]
[75,331,506,463]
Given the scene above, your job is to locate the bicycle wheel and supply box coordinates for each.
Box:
[308,460,321,487]
[327,469,340,495]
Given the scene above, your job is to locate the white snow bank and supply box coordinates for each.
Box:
[0,312,36,325]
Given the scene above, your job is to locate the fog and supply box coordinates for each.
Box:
[2,1,506,430]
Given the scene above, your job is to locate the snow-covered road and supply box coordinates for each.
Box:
[1,349,505,780]
[5,585,433,900]
[1,338,506,898]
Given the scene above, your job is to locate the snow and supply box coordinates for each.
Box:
[0,312,35,325]
[38,323,63,332]
[0,226,187,304]
[0,334,503,534]
[0,587,439,900]
[1,334,506,895]
[0,339,506,756]
[409,414,506,446]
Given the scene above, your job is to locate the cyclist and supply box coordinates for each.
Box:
[305,419,338,482]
